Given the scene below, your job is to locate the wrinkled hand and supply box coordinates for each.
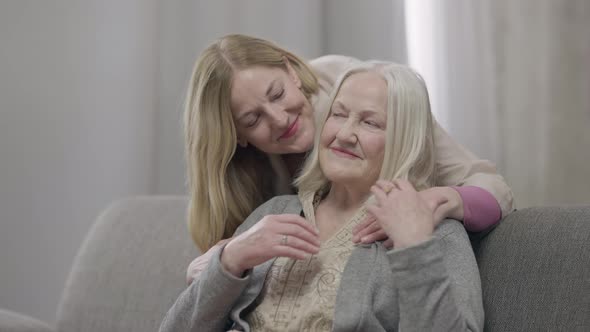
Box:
[418,186,464,225]
[367,179,435,249]
[221,214,320,277]
[352,216,394,248]
[186,238,231,285]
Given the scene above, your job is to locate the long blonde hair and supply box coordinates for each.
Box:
[185,34,319,251]
[296,63,436,199]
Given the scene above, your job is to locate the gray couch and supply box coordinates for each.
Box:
[1,197,588,332]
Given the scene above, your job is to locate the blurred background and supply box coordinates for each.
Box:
[0,0,588,325]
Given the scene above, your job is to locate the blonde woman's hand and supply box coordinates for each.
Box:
[221,214,320,277]
[352,216,394,248]
[186,238,232,285]
[367,179,436,249]
[418,186,464,225]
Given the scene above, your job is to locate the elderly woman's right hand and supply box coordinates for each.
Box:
[368,179,436,249]
[220,214,320,277]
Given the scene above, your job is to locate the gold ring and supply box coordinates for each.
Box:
[281,234,288,245]
[384,185,394,194]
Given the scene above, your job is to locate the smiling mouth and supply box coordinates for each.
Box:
[279,116,299,140]
[330,147,360,159]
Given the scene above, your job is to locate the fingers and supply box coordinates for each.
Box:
[375,179,416,193]
[273,214,319,236]
[366,205,381,220]
[278,223,321,247]
[353,220,387,243]
[392,179,416,191]
[432,202,448,226]
[278,234,320,255]
[371,185,388,204]
[372,180,401,205]
[375,180,396,193]
[383,238,394,249]
[358,229,388,244]
[353,219,379,242]
[352,216,376,236]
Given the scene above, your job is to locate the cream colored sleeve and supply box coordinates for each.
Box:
[308,55,361,87]
[433,119,515,217]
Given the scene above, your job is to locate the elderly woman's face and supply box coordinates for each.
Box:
[319,71,387,189]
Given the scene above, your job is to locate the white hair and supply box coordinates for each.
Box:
[295,63,436,203]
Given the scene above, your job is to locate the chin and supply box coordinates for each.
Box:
[323,167,358,183]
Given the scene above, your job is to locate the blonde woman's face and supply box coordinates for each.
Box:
[319,71,387,189]
[230,63,315,154]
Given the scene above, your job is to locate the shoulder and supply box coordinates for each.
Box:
[434,218,465,235]
[308,55,362,84]
[433,219,469,239]
[433,219,473,254]
[309,55,361,72]
[235,195,302,234]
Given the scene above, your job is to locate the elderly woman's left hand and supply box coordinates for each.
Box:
[367,179,436,249]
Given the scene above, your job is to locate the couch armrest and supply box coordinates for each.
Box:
[473,206,590,331]
[0,309,55,332]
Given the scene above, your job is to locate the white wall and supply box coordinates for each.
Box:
[0,0,158,324]
[323,0,407,62]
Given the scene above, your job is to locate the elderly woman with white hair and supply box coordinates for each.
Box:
[160,63,484,332]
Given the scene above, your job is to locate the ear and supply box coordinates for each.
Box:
[283,56,302,89]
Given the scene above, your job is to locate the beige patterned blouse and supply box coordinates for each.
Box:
[244,191,367,331]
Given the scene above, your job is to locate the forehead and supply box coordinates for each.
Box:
[231,66,287,94]
[334,71,388,112]
[230,66,288,112]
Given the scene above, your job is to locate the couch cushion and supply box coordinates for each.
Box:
[56,196,198,332]
[0,309,54,332]
[473,206,590,331]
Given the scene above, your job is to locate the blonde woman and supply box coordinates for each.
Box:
[184,34,513,283]
[161,64,483,331]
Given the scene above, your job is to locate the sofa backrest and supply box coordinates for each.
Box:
[56,197,590,332]
[56,196,197,332]
[473,206,590,331]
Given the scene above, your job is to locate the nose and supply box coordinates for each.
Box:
[335,119,358,144]
[266,104,289,129]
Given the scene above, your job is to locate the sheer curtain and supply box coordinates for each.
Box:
[405,0,500,163]
[405,0,590,207]
[492,0,590,207]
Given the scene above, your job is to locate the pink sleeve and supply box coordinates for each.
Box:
[452,186,502,232]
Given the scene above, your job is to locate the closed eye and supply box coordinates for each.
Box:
[245,114,261,128]
[270,89,284,101]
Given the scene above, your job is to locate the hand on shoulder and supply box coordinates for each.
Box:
[367,179,435,249]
